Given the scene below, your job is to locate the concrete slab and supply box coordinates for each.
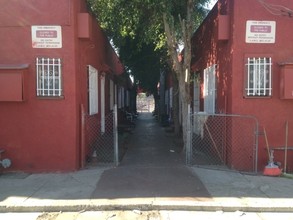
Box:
[0,167,108,211]
[192,167,293,212]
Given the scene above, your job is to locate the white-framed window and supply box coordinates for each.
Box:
[203,64,216,114]
[36,58,62,97]
[245,57,272,97]
[88,65,98,115]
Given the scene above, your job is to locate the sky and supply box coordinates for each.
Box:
[207,0,217,9]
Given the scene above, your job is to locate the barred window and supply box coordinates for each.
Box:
[245,57,272,97]
[36,58,62,97]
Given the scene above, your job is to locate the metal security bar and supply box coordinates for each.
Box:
[187,112,259,173]
[36,57,62,96]
[245,57,272,96]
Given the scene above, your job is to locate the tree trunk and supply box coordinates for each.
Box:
[163,0,193,150]
[172,70,180,136]
[178,69,190,151]
[153,92,160,116]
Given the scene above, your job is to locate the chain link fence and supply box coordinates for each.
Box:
[187,112,259,173]
[82,105,125,166]
[137,94,155,113]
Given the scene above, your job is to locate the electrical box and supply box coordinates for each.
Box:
[0,64,28,101]
[78,13,92,39]
[279,62,293,99]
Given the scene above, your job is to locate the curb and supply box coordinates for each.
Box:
[1,200,293,213]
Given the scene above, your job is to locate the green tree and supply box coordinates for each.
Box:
[87,0,211,148]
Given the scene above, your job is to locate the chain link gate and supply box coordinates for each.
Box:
[137,94,155,113]
[82,105,121,166]
[187,111,259,173]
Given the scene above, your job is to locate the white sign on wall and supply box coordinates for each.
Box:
[31,26,62,48]
[246,20,276,44]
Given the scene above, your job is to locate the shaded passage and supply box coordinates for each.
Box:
[92,113,211,199]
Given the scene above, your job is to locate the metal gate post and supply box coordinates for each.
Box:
[186,104,192,165]
[254,118,259,173]
[113,104,119,166]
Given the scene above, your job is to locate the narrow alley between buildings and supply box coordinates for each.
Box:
[91,112,211,199]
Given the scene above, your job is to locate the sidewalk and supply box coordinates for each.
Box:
[0,113,293,213]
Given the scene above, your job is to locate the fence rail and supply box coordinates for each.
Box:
[187,112,259,173]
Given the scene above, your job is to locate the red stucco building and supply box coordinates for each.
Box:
[0,0,127,172]
[191,0,293,172]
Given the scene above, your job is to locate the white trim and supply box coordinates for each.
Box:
[203,65,216,114]
[88,65,98,115]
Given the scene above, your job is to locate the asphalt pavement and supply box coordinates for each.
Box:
[1,113,293,213]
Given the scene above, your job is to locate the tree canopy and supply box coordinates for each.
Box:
[87,0,211,95]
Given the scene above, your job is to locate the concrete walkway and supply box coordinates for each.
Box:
[91,113,209,199]
[1,113,293,213]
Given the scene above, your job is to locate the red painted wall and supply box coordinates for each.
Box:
[191,0,293,172]
[0,0,123,172]
[232,0,293,171]
[0,0,78,172]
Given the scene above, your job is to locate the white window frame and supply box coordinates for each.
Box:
[245,57,272,97]
[88,65,98,115]
[203,64,217,114]
[36,58,62,97]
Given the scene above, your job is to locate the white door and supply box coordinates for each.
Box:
[203,65,216,114]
